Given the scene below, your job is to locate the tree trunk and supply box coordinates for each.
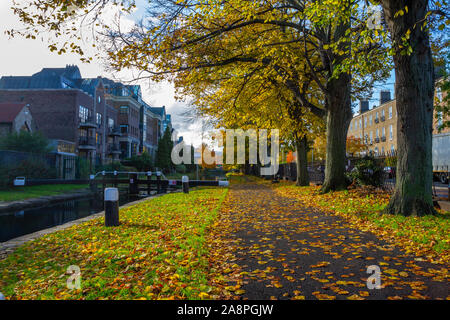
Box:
[381,0,436,216]
[296,136,310,186]
[321,73,353,193]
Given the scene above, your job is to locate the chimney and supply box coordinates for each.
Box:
[380,90,391,105]
[359,100,369,114]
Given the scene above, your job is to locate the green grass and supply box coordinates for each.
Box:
[0,187,228,300]
[0,184,89,202]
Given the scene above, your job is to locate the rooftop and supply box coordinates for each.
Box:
[0,103,28,123]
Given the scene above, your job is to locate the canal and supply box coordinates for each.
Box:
[0,195,143,242]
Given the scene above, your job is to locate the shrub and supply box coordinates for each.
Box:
[0,131,51,154]
[348,156,384,187]
[0,158,56,189]
[96,161,125,173]
[76,157,92,179]
[123,152,153,172]
[175,164,187,173]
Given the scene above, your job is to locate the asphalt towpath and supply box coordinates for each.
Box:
[221,179,449,300]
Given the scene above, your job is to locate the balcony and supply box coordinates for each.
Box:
[381,136,386,142]
[107,143,122,154]
[78,136,96,150]
[380,116,385,122]
[374,118,379,124]
[79,116,97,129]
[108,126,122,137]
[375,137,380,143]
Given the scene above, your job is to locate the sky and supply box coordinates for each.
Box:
[0,0,395,147]
[0,0,204,147]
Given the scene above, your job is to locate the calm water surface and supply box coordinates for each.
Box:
[0,195,142,242]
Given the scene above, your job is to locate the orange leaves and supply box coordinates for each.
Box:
[0,188,232,300]
[275,184,450,265]
[312,292,336,300]
[310,261,331,268]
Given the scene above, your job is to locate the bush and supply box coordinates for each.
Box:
[0,131,51,154]
[123,152,153,172]
[0,158,56,189]
[76,157,92,179]
[348,156,384,187]
[175,164,187,173]
[96,161,125,173]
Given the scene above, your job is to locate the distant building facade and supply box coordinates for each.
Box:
[347,84,449,156]
[0,65,173,167]
[348,91,397,155]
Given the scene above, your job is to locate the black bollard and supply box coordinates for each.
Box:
[182,175,189,193]
[156,171,161,194]
[104,188,120,227]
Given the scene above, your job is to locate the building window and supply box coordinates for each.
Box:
[376,128,379,138]
[382,127,386,138]
[108,117,115,129]
[389,106,393,119]
[98,96,101,104]
[96,133,102,146]
[381,146,385,154]
[120,125,129,134]
[369,115,372,126]
[359,119,362,129]
[78,129,87,137]
[389,125,393,140]
[120,106,129,114]
[370,131,373,143]
[381,109,385,118]
[350,122,353,131]
[364,117,367,128]
[79,105,89,122]
[96,113,102,126]
[376,111,379,120]
[391,145,395,152]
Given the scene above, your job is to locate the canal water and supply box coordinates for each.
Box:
[0,195,142,242]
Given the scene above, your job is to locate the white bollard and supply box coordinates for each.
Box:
[219,180,229,187]
[104,188,119,227]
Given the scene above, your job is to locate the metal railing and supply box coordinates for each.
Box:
[78,136,96,146]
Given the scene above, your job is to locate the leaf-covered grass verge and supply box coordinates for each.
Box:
[272,182,450,264]
[0,188,230,300]
[0,184,89,202]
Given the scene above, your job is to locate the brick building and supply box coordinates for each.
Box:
[348,84,449,156]
[0,65,173,167]
[348,91,397,155]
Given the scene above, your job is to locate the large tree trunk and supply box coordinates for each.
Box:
[296,136,310,186]
[381,0,436,216]
[321,73,353,193]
